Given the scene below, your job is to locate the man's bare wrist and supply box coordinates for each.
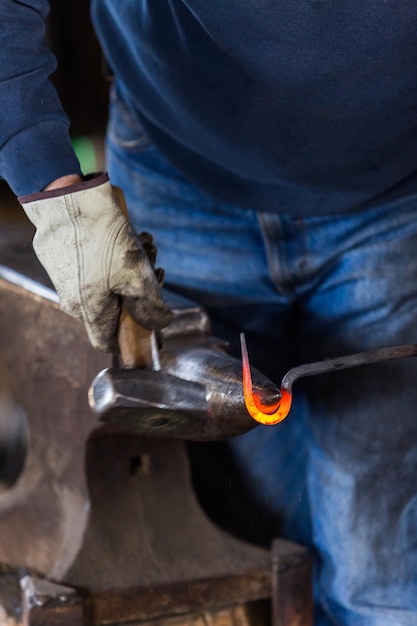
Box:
[44,174,83,191]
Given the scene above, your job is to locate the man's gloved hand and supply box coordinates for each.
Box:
[19,173,172,352]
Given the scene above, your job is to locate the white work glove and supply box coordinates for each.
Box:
[19,173,172,352]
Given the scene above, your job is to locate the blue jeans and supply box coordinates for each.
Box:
[107,85,417,626]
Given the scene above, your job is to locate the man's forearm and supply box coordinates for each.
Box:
[0,0,82,195]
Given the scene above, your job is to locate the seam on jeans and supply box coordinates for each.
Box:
[257,211,290,295]
[320,595,342,626]
[108,85,152,152]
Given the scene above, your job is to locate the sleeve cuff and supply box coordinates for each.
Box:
[0,120,83,197]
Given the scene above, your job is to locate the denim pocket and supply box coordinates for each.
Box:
[107,84,152,153]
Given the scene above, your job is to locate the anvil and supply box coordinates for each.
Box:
[0,222,313,625]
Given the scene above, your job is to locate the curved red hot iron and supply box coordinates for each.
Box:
[240,332,417,425]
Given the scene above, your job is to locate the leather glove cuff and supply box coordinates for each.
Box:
[18,172,109,204]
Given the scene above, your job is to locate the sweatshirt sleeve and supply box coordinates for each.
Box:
[0,0,82,196]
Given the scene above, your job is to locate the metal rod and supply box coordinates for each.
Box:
[281,344,417,391]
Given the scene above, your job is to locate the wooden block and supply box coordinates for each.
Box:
[271,539,313,626]
[89,599,270,626]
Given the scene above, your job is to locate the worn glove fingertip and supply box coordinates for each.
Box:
[155,268,165,286]
[123,295,173,331]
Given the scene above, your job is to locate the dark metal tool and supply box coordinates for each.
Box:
[280,343,417,392]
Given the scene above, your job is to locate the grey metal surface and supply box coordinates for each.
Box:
[90,338,281,440]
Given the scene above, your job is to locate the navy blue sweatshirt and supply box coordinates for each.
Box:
[1,0,417,215]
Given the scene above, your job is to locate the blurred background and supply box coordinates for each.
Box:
[0,0,110,222]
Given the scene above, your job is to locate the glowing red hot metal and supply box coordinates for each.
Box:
[240,333,291,425]
[240,333,417,426]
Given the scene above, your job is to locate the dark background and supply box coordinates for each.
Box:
[48,0,110,136]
